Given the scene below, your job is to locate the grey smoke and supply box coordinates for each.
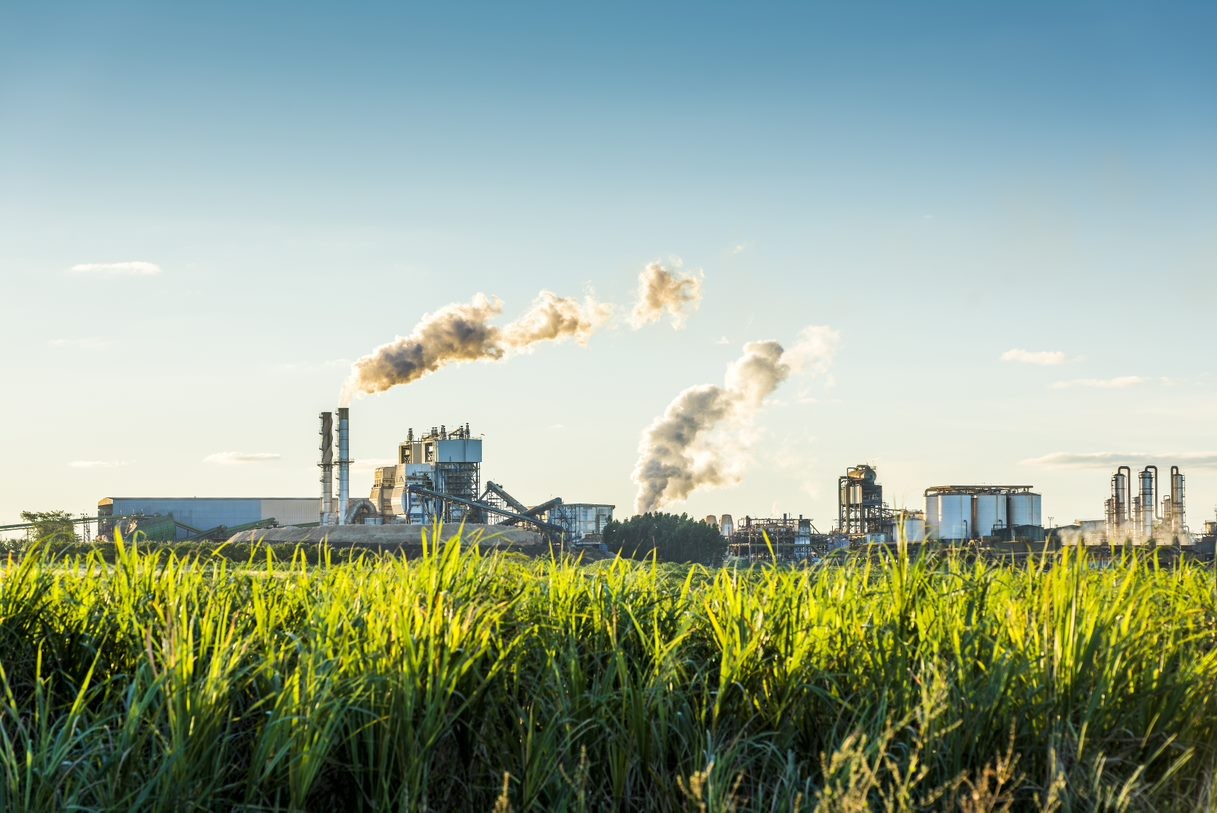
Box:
[629,261,703,329]
[632,327,839,514]
[342,291,611,402]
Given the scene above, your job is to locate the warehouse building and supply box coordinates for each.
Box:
[98,497,319,540]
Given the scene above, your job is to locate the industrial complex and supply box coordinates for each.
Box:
[4,405,1210,561]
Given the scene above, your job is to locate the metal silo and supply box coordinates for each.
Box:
[1007,492,1041,528]
[924,493,940,536]
[930,494,971,540]
[720,514,734,539]
[973,494,1008,540]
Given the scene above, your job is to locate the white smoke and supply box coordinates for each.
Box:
[628,260,703,329]
[631,327,839,514]
[341,291,612,403]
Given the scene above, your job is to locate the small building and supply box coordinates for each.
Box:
[547,503,614,543]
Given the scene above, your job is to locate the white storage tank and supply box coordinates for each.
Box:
[1007,493,1042,528]
[891,510,926,543]
[931,494,972,540]
[973,494,1009,539]
[925,495,941,535]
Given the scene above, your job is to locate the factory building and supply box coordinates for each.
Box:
[367,423,484,524]
[97,497,319,541]
[317,409,612,543]
[548,503,615,543]
[924,485,1042,542]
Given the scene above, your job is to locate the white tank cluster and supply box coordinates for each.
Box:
[924,485,1042,542]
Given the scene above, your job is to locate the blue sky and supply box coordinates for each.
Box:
[1,2,1215,530]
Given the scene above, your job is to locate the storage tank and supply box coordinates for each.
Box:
[1007,493,1041,528]
[891,510,926,543]
[719,514,734,538]
[931,494,971,540]
[925,495,941,535]
[973,494,1009,540]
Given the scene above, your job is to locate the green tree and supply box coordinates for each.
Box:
[603,512,726,565]
[20,510,77,543]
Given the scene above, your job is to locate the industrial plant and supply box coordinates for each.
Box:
[2,404,1199,562]
[1103,465,1190,544]
[312,409,614,544]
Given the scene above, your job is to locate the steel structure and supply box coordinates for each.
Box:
[727,514,827,561]
[405,484,563,539]
[838,465,885,535]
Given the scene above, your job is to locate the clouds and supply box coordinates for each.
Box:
[204,451,282,465]
[48,337,112,351]
[69,261,162,277]
[1023,451,1217,469]
[628,261,703,329]
[1001,348,1068,366]
[1051,376,1145,390]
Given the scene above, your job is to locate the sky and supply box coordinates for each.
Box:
[1,1,1215,532]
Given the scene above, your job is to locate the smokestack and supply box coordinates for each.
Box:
[338,407,350,525]
[319,411,334,525]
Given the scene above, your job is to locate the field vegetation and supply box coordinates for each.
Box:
[0,532,1215,811]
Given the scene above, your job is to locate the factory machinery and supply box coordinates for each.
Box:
[317,410,612,544]
[838,465,927,543]
[724,514,836,561]
[1104,464,1190,544]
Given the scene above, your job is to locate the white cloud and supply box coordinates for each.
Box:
[48,337,112,350]
[1022,452,1217,470]
[70,261,162,277]
[68,459,131,469]
[1051,376,1145,390]
[204,451,281,465]
[714,336,730,346]
[729,243,748,255]
[1001,348,1068,366]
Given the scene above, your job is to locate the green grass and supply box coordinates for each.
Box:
[0,532,1215,811]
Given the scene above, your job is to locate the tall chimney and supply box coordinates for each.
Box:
[319,411,334,525]
[338,407,350,525]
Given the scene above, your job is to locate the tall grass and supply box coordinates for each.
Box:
[0,534,1214,811]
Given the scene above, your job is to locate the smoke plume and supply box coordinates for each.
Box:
[342,291,611,403]
[631,328,838,514]
[628,261,703,329]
